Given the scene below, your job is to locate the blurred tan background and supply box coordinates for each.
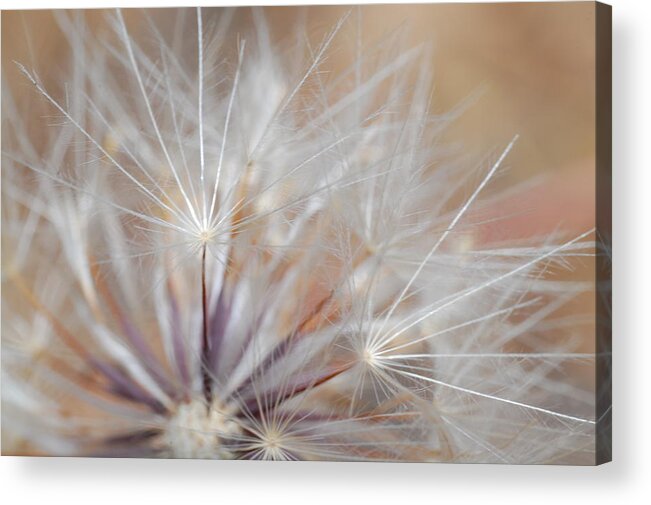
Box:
[311,2,597,240]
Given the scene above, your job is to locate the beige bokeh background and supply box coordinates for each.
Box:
[311,3,596,240]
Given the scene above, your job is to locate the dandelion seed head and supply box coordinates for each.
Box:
[361,347,379,368]
[256,428,289,460]
[196,226,219,246]
[162,399,241,459]
[1,6,600,464]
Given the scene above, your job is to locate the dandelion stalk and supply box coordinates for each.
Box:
[201,244,212,406]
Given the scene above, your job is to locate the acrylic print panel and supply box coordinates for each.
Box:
[1,3,611,464]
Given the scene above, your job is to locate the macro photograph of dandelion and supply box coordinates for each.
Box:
[1,2,611,466]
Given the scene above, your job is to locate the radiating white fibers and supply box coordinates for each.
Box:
[1,7,597,463]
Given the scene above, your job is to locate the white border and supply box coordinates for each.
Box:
[1,0,649,503]
[0,0,626,9]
